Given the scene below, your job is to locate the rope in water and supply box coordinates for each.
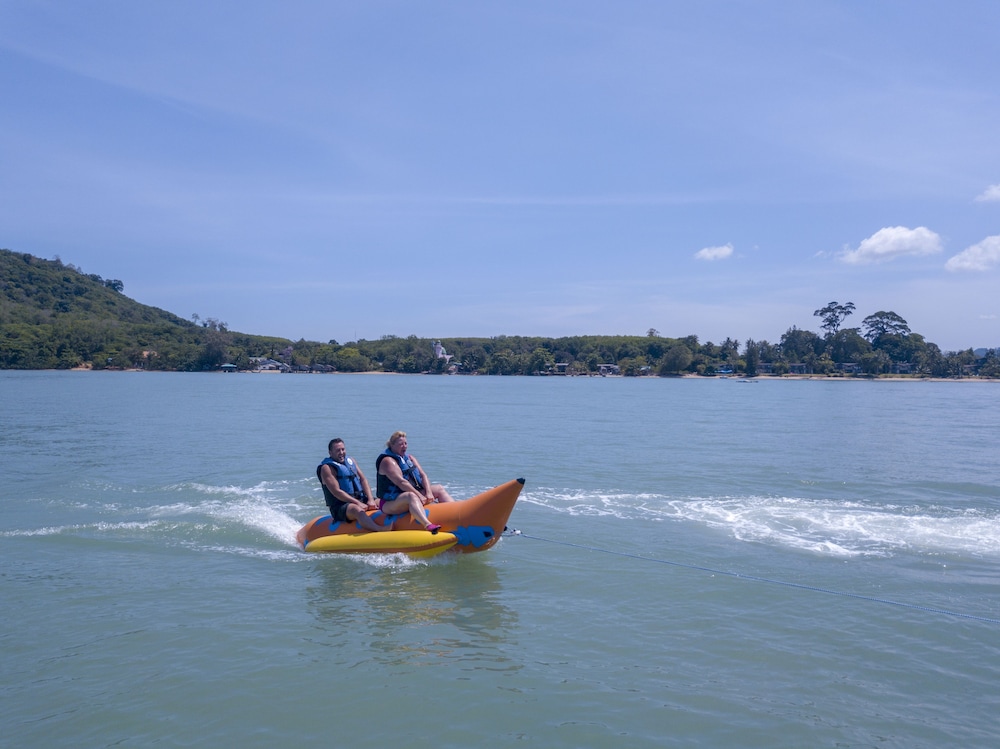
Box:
[504,528,1000,626]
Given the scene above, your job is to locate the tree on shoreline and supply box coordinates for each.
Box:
[862,311,911,344]
[814,301,856,338]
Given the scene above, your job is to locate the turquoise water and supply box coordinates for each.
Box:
[2,371,999,748]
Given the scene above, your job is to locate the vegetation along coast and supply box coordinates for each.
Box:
[3,248,998,379]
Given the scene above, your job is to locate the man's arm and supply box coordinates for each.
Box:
[355,466,377,508]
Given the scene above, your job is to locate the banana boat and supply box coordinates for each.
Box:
[302,529,458,559]
[297,478,524,555]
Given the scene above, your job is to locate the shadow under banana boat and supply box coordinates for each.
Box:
[296,478,525,557]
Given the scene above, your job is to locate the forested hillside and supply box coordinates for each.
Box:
[0,249,290,370]
[2,248,997,377]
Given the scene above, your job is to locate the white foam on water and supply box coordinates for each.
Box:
[188,543,308,563]
[342,552,431,570]
[1,520,163,538]
[524,487,1000,559]
[157,481,309,548]
[674,496,1000,558]
[10,479,489,565]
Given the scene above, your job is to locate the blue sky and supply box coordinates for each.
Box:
[2,1,998,351]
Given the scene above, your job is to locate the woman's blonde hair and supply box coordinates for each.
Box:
[386,430,407,449]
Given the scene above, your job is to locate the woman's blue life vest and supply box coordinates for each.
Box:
[375,449,424,501]
[317,456,365,507]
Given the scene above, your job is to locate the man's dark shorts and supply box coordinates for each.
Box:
[327,500,353,523]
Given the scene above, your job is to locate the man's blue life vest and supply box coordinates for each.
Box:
[317,456,364,506]
[375,450,423,501]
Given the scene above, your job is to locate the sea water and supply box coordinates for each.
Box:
[2,371,998,748]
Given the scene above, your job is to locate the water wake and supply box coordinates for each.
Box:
[8,478,464,568]
[522,488,1000,558]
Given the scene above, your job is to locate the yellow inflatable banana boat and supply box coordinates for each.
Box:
[297,478,524,555]
[302,529,458,559]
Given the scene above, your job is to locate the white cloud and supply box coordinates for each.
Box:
[945,235,1000,272]
[694,243,734,261]
[839,226,942,265]
[974,184,1000,203]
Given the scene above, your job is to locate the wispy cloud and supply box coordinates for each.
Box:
[945,235,1000,272]
[694,243,734,261]
[974,184,1000,203]
[839,226,942,265]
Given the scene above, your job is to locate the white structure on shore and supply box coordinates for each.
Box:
[433,341,453,364]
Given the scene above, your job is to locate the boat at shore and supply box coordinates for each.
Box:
[296,478,525,555]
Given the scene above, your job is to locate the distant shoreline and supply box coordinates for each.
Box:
[51,366,1000,382]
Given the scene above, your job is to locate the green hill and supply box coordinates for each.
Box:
[0,248,720,375]
[0,248,291,370]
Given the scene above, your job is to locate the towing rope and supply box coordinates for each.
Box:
[503,528,1000,626]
